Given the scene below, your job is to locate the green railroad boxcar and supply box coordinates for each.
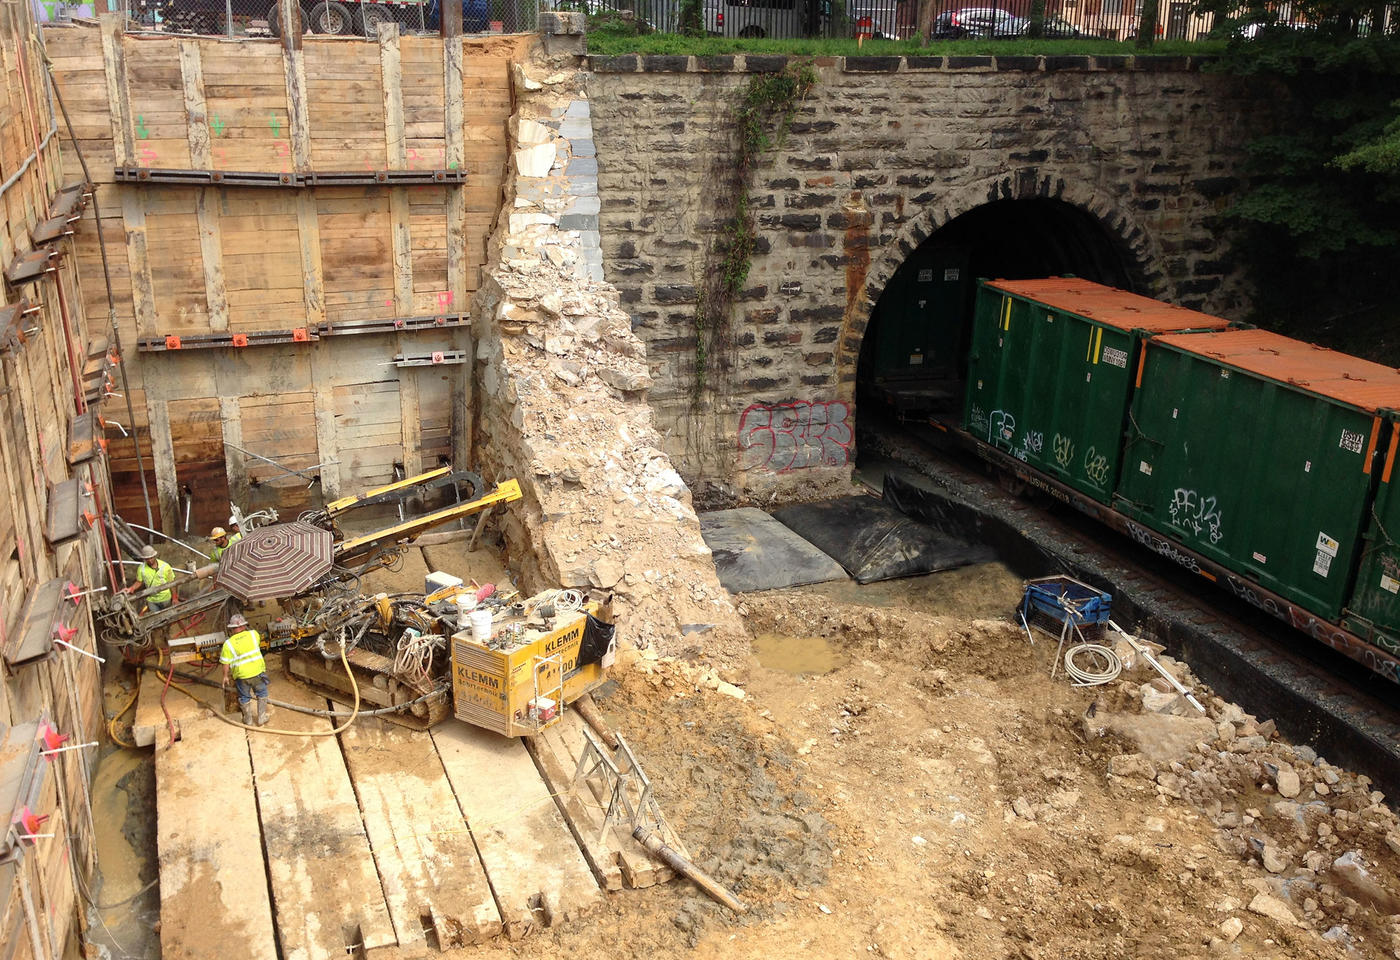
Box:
[1116,330,1400,623]
[1344,414,1400,655]
[962,278,1230,503]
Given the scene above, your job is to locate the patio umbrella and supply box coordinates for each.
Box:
[214,521,334,603]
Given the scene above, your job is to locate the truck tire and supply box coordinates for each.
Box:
[356,3,394,35]
[165,6,221,32]
[307,0,353,33]
[266,1,281,35]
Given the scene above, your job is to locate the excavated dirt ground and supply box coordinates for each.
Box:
[94,555,1400,959]
[455,564,1400,960]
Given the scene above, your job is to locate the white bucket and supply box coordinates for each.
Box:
[469,608,493,642]
[455,596,477,631]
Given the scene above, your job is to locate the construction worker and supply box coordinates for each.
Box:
[220,614,270,727]
[227,515,242,538]
[209,525,242,562]
[123,545,177,611]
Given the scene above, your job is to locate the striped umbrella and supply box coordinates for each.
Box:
[214,521,335,603]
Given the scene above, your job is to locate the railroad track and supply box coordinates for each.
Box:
[861,415,1400,795]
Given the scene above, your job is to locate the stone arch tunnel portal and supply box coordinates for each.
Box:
[855,197,1143,425]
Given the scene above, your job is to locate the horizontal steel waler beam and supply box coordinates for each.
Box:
[135,315,470,352]
[114,167,469,188]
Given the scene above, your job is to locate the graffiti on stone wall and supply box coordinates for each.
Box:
[737,400,853,472]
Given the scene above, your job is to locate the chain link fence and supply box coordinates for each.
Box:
[122,0,540,38]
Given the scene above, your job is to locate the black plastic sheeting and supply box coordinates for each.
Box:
[772,491,996,584]
[700,507,848,594]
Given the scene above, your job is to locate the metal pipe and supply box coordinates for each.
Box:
[0,125,57,201]
[124,523,212,559]
[224,441,322,482]
[631,826,747,914]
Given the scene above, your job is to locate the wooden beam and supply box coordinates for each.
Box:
[120,186,155,338]
[309,342,340,498]
[156,715,278,960]
[178,39,211,170]
[99,12,134,169]
[219,395,248,508]
[195,188,228,331]
[247,683,396,959]
[296,192,325,328]
[278,0,304,50]
[377,22,405,171]
[145,378,180,534]
[281,24,311,173]
[443,33,471,468]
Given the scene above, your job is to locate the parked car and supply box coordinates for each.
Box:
[1021,13,1082,36]
[931,6,1025,38]
[704,0,825,38]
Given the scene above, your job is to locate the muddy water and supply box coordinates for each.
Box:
[795,560,1024,619]
[88,744,160,959]
[752,632,845,675]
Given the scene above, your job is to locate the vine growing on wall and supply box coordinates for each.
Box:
[692,60,816,401]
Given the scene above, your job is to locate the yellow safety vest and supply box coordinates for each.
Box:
[211,532,242,562]
[220,629,266,681]
[136,559,176,604]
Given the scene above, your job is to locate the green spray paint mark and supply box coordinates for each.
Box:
[269,114,282,137]
[136,116,149,139]
[210,116,226,137]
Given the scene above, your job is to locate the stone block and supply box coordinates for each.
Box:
[566,158,598,176]
[565,196,602,216]
[697,55,735,72]
[567,175,598,196]
[1044,55,1092,72]
[905,56,944,70]
[591,55,639,73]
[560,118,593,140]
[642,55,691,72]
[762,330,802,346]
[843,56,901,73]
[516,142,556,178]
[654,284,698,305]
[945,56,993,69]
[743,55,788,73]
[996,56,1041,71]
[571,139,596,158]
[564,100,591,119]
[559,213,598,231]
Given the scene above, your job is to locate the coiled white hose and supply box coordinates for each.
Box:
[1063,643,1122,687]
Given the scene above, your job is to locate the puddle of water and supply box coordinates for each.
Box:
[752,632,846,675]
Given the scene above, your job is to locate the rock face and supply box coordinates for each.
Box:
[587,56,1271,500]
[471,49,748,663]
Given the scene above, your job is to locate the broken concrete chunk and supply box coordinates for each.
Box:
[1218,917,1243,942]
[1107,753,1156,780]
[1274,765,1301,799]
[1247,893,1298,926]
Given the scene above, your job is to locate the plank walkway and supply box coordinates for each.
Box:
[151,681,652,957]
[155,712,278,960]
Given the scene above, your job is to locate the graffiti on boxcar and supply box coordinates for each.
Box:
[988,409,1016,449]
[1287,607,1400,683]
[968,404,988,435]
[1224,574,1284,620]
[1052,433,1075,469]
[1169,488,1224,544]
[737,400,852,472]
[1083,446,1110,486]
[1126,521,1202,575]
[1012,429,1044,462]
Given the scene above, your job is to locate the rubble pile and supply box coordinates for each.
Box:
[472,53,747,663]
[1085,649,1400,955]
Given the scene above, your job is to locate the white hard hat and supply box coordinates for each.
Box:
[228,614,248,629]
[140,545,157,559]
[227,515,240,527]
[210,526,227,539]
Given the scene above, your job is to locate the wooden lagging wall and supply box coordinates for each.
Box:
[44,20,530,532]
[0,4,110,959]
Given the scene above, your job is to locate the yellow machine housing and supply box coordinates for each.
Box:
[450,606,608,737]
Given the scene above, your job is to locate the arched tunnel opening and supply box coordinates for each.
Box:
[855,198,1141,428]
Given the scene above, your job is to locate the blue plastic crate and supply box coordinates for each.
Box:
[1020,576,1112,627]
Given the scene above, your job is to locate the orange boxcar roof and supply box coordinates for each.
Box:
[1153,329,1400,414]
[984,277,1232,334]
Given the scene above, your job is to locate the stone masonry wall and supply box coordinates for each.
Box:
[586,53,1274,503]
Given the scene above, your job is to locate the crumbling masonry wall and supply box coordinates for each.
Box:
[585,54,1273,502]
[472,22,748,663]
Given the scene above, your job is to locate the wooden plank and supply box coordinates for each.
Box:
[121,186,156,338]
[297,191,324,327]
[431,723,602,940]
[377,23,405,170]
[145,375,181,534]
[196,188,228,331]
[522,725,626,893]
[99,13,133,168]
[179,41,210,170]
[339,718,501,951]
[308,343,340,498]
[247,681,396,960]
[282,41,311,174]
[156,713,278,960]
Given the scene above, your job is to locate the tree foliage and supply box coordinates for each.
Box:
[1197,1,1400,343]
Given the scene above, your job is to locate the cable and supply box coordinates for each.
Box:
[1063,643,1121,687]
[107,675,141,749]
[169,669,445,719]
[199,644,360,737]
